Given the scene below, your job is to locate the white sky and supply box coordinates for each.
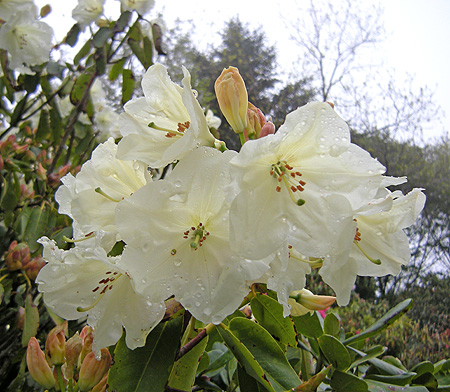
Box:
[36,0,449,140]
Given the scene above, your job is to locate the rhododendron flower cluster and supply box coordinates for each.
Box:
[37,64,425,352]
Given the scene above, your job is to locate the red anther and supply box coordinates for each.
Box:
[288,245,293,249]
[199,223,203,226]
[278,177,282,182]
[109,286,113,290]
[100,286,108,294]
[290,173,296,177]
[92,287,99,292]
[285,164,293,170]
[299,180,306,186]
[191,227,195,230]
[296,172,302,176]
[270,170,274,176]
[291,186,297,192]
[297,185,304,191]
[183,236,188,239]
[276,186,281,192]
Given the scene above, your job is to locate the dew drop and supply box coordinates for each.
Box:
[174,259,182,267]
[204,307,212,316]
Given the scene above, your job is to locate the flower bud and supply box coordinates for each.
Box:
[79,326,94,366]
[77,349,112,392]
[288,289,336,317]
[214,66,248,134]
[45,321,67,366]
[24,256,46,281]
[64,332,82,379]
[5,241,30,271]
[91,372,108,392]
[245,102,275,140]
[27,337,56,389]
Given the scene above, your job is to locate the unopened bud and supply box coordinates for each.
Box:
[214,66,248,134]
[40,4,52,17]
[91,372,108,392]
[45,321,67,366]
[64,332,82,379]
[24,256,46,281]
[245,102,275,140]
[289,289,336,317]
[5,241,30,271]
[27,337,56,389]
[79,326,94,366]
[36,162,47,181]
[16,307,25,330]
[77,349,112,392]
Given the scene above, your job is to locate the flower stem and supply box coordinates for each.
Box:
[175,323,214,361]
[55,365,65,392]
[238,132,246,146]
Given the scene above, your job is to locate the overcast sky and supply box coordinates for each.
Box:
[37,0,449,140]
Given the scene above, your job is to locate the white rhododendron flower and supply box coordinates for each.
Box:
[37,238,164,354]
[72,0,105,29]
[118,0,155,15]
[116,147,270,324]
[320,188,426,305]
[117,64,216,168]
[205,109,222,130]
[0,0,37,21]
[0,10,53,73]
[55,138,149,251]
[229,102,385,260]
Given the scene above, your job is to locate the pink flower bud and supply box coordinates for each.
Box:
[24,256,46,281]
[27,337,56,389]
[5,241,30,271]
[77,349,112,392]
[214,66,248,134]
[245,103,275,140]
[90,372,108,392]
[64,332,82,379]
[79,326,94,366]
[45,321,67,366]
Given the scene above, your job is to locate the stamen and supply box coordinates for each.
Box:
[77,274,122,312]
[355,242,381,265]
[183,222,210,251]
[289,247,323,268]
[270,161,306,206]
[148,121,190,138]
[63,232,95,243]
[95,187,121,202]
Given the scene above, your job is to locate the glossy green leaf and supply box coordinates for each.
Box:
[0,174,19,212]
[74,39,92,65]
[108,316,183,392]
[365,373,417,386]
[10,95,28,126]
[292,311,323,339]
[434,359,450,374]
[292,365,331,391]
[93,27,112,48]
[412,372,438,388]
[318,334,351,371]
[36,109,50,141]
[343,299,413,346]
[251,293,297,347]
[366,380,428,392]
[122,69,135,104]
[23,205,50,253]
[323,312,340,337]
[49,106,62,141]
[109,58,127,81]
[216,323,275,392]
[229,317,302,391]
[238,365,268,392]
[202,343,235,376]
[64,23,80,47]
[71,71,95,105]
[411,361,434,377]
[167,334,208,391]
[330,370,368,392]
[143,36,154,69]
[348,345,386,369]
[94,46,107,75]
[21,294,39,347]
[114,11,131,32]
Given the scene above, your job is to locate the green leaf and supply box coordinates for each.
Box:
[318,334,351,371]
[114,11,132,32]
[292,365,331,391]
[109,58,127,81]
[74,39,92,65]
[64,24,81,47]
[228,317,302,391]
[411,361,434,377]
[215,323,275,392]
[292,311,323,339]
[94,47,107,75]
[237,365,268,392]
[49,106,63,141]
[167,333,208,391]
[202,343,235,376]
[251,293,297,347]
[143,36,154,69]
[70,71,94,105]
[366,380,428,392]
[348,345,386,370]
[108,316,183,392]
[330,370,368,392]
[323,312,340,337]
[0,173,19,212]
[10,95,28,126]
[21,294,39,347]
[0,284,4,305]
[343,299,413,346]
[365,373,417,386]
[412,372,438,388]
[23,205,49,253]
[36,109,50,141]
[93,27,112,48]
[122,69,135,104]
